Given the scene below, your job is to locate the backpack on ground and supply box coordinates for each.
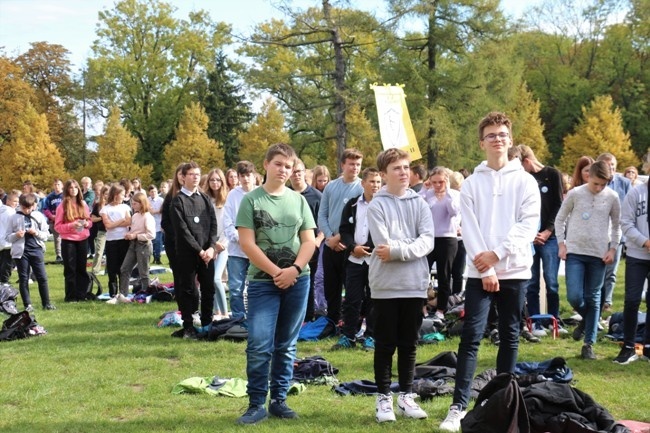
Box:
[0,311,36,342]
[298,316,337,341]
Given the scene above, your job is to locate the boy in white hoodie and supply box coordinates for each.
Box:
[367,148,435,423]
[439,112,540,432]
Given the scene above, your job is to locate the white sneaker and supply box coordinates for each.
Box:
[117,294,132,304]
[106,296,118,305]
[396,392,427,419]
[375,394,396,423]
[531,323,548,337]
[439,404,466,432]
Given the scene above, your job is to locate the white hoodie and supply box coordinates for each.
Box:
[0,203,16,250]
[461,158,540,280]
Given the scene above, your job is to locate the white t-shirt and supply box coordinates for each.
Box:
[100,203,131,241]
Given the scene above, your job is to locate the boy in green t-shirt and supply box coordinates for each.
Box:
[235,143,316,425]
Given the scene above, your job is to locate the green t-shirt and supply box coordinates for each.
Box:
[236,187,316,281]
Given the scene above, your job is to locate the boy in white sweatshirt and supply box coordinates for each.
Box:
[439,112,540,432]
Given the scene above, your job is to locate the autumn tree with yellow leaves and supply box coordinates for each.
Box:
[559,95,636,173]
[84,107,152,184]
[162,102,225,176]
[238,99,290,172]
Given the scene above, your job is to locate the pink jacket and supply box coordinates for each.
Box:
[54,202,92,241]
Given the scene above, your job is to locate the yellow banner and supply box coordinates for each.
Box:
[372,84,421,161]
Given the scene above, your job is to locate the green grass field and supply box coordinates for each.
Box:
[1,242,648,432]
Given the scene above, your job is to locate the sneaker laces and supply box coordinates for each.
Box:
[399,393,420,409]
[377,395,392,413]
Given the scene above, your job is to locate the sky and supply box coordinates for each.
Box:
[0,0,536,71]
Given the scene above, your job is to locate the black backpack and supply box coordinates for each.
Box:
[0,311,36,342]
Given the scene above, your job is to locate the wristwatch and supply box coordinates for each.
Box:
[291,264,302,274]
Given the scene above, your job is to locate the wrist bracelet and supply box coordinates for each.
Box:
[291,264,302,274]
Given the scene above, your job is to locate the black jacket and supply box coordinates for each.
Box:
[339,194,374,258]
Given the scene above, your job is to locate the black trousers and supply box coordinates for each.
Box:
[62,239,91,302]
[427,237,458,312]
[175,251,215,329]
[322,245,346,323]
[373,297,424,395]
[304,246,320,322]
[341,261,374,339]
[105,239,129,296]
[0,249,13,283]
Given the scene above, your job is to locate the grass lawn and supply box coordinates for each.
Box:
[1,242,648,433]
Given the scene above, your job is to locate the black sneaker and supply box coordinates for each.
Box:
[237,405,268,424]
[521,329,540,343]
[55,256,63,263]
[489,329,500,346]
[268,399,298,419]
[171,328,185,338]
[581,344,597,360]
[43,304,56,310]
[613,346,638,365]
[182,327,198,340]
[642,347,650,362]
[572,321,586,341]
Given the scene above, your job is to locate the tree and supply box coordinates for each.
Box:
[324,103,381,168]
[0,56,34,146]
[162,102,225,175]
[240,2,386,169]
[510,82,550,163]
[238,98,290,172]
[559,95,636,173]
[86,0,231,179]
[85,107,152,184]
[197,51,253,168]
[385,0,510,168]
[0,103,66,190]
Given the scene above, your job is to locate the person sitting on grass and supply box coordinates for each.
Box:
[7,193,55,311]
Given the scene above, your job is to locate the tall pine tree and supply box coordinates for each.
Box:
[199,51,253,168]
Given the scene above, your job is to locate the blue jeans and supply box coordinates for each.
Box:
[213,250,229,315]
[227,256,249,321]
[623,256,650,347]
[600,243,623,306]
[152,231,163,261]
[246,275,309,406]
[565,253,606,345]
[453,278,526,409]
[526,237,560,319]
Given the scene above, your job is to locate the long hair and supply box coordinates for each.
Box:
[571,156,594,189]
[169,163,186,197]
[201,168,228,208]
[97,185,109,210]
[61,179,86,222]
[107,184,125,206]
[131,192,150,214]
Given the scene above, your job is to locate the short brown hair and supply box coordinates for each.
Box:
[589,160,612,181]
[361,167,380,181]
[341,148,363,164]
[478,112,512,141]
[410,163,427,181]
[265,143,297,165]
[236,160,256,176]
[376,148,409,172]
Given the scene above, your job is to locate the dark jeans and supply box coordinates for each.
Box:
[152,231,163,261]
[526,237,560,319]
[0,249,13,283]
[304,246,320,322]
[453,278,526,409]
[322,245,346,322]
[427,237,458,312]
[105,239,129,296]
[175,251,215,329]
[15,250,50,307]
[373,297,424,395]
[623,256,650,347]
[62,239,91,302]
[341,261,374,339]
[451,239,466,294]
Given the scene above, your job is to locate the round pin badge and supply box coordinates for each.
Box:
[194,216,200,223]
[581,212,590,220]
[541,186,548,193]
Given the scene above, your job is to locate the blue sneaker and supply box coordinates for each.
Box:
[362,336,375,351]
[237,405,268,424]
[269,399,298,419]
[331,335,356,350]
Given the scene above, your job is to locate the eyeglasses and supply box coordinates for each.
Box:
[209,178,222,183]
[481,132,510,142]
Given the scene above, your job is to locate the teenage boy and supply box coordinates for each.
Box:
[409,163,426,192]
[518,144,564,336]
[236,143,316,424]
[317,148,363,333]
[0,192,18,283]
[368,148,434,423]
[288,158,323,322]
[331,167,381,351]
[170,162,218,340]
[439,112,540,432]
[42,179,64,262]
[223,160,258,325]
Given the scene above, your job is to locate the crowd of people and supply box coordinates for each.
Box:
[0,111,648,430]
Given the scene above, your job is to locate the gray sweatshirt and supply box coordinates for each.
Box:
[555,184,621,258]
[367,188,435,299]
[621,182,650,261]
